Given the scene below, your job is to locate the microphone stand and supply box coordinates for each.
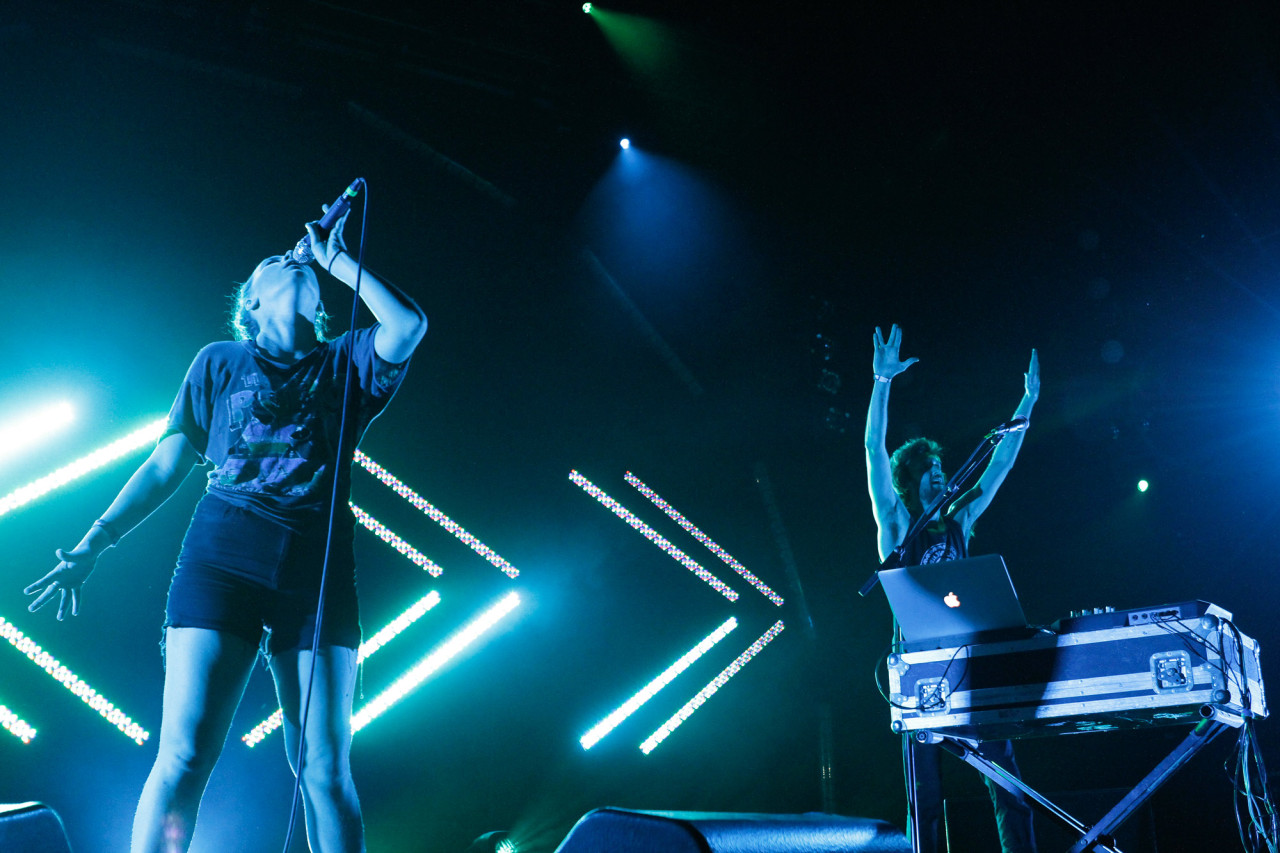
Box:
[857,419,1020,853]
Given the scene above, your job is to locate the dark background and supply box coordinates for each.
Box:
[2,1,1280,851]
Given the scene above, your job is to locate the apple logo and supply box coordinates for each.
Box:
[943,592,961,608]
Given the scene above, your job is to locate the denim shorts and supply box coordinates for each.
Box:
[164,495,361,657]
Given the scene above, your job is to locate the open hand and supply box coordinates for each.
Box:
[24,546,97,620]
[872,324,919,379]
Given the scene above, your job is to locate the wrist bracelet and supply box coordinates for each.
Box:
[873,374,892,384]
[92,519,121,547]
[327,249,346,275]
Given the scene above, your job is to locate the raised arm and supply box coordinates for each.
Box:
[952,349,1039,531]
[306,211,428,364]
[865,324,919,561]
[24,431,202,619]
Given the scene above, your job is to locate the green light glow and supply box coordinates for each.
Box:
[242,591,442,746]
[580,616,737,749]
[0,417,166,518]
[0,614,148,744]
[1138,479,1149,493]
[351,592,520,732]
[0,400,75,466]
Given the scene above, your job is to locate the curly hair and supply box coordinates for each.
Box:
[890,437,944,516]
[228,266,330,342]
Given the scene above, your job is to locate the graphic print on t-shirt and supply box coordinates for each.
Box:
[218,360,340,498]
[919,540,960,563]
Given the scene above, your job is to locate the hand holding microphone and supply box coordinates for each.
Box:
[290,178,364,268]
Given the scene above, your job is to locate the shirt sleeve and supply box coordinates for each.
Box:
[352,326,411,404]
[162,346,215,462]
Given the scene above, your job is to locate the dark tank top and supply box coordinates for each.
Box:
[900,515,968,566]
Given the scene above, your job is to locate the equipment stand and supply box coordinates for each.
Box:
[922,717,1235,853]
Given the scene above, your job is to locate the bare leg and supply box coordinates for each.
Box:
[132,627,258,853]
[270,644,364,853]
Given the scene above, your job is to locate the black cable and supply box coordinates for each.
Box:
[281,181,369,853]
[874,641,971,712]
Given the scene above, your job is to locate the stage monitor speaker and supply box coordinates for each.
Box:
[554,808,911,853]
[0,802,73,853]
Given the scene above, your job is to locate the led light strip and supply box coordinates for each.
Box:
[569,471,738,601]
[0,418,167,518]
[354,451,519,578]
[640,620,785,754]
[0,615,149,745]
[351,592,521,733]
[625,472,784,606]
[349,503,444,576]
[581,617,738,750]
[243,591,443,747]
[0,703,36,744]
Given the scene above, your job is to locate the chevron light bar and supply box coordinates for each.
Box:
[0,400,75,467]
[243,591,443,747]
[570,471,738,601]
[625,472,784,606]
[581,616,738,750]
[0,615,149,744]
[355,451,519,578]
[640,620,785,754]
[351,592,521,733]
[0,702,37,744]
[350,503,444,576]
[0,418,167,518]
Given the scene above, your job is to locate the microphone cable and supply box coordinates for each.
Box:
[280,178,369,853]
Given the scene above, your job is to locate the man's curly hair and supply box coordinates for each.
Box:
[890,437,944,516]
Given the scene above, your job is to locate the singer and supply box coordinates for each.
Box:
[864,325,1039,853]
[24,196,427,853]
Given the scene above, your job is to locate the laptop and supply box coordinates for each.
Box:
[877,554,1031,651]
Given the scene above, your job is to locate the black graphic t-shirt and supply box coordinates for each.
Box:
[163,326,409,531]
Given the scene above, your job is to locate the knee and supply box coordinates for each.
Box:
[153,738,222,785]
[298,745,354,794]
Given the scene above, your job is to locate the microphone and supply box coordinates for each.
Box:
[989,417,1029,436]
[289,179,364,264]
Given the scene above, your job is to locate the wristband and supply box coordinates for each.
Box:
[327,249,347,275]
[873,374,892,384]
[92,519,121,547]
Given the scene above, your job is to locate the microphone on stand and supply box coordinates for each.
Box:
[290,179,364,264]
[988,417,1029,437]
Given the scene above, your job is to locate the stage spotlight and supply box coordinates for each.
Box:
[466,831,516,853]
[0,400,75,465]
[0,417,165,518]
[1138,479,1149,493]
[620,137,630,149]
[582,3,591,12]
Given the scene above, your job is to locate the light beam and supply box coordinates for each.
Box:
[625,472,783,605]
[0,615,148,744]
[570,470,737,600]
[581,616,737,749]
[640,620,784,754]
[351,592,521,733]
[243,591,443,746]
[355,451,520,578]
[0,418,167,518]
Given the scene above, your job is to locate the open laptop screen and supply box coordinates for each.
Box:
[878,554,1029,651]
